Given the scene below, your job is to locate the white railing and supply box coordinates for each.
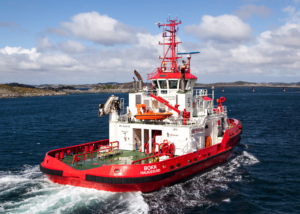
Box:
[165,116,206,126]
[194,89,208,97]
[119,114,128,123]
[207,107,214,115]
[213,105,227,114]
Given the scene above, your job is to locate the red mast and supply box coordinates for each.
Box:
[147,16,198,81]
[158,17,182,74]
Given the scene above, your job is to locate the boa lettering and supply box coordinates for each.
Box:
[144,165,157,170]
[140,165,160,175]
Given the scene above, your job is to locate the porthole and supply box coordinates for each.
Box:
[114,169,120,173]
[176,163,181,168]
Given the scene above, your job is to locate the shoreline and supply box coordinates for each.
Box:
[1,85,299,99]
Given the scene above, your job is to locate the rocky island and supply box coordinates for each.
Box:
[0,84,66,99]
[1,80,300,99]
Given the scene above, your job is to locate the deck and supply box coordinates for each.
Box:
[61,150,149,170]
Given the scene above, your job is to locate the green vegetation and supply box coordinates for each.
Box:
[0,84,64,98]
[102,84,116,89]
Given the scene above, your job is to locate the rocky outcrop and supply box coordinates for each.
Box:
[0,84,67,99]
[87,87,134,93]
[5,82,36,89]
[58,86,76,90]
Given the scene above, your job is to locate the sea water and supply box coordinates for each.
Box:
[0,87,299,213]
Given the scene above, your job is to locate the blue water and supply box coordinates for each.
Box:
[0,87,300,213]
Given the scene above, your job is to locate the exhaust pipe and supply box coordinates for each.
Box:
[134,70,143,91]
[180,67,185,92]
[133,77,137,91]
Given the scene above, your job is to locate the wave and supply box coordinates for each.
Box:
[143,148,259,213]
[0,148,259,214]
[0,165,149,214]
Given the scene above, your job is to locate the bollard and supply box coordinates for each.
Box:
[60,152,64,159]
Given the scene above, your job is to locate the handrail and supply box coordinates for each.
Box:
[147,68,159,80]
[98,141,119,153]
[72,151,95,164]
[131,153,171,165]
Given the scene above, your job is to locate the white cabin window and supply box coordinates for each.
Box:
[136,95,141,105]
[158,80,167,89]
[168,80,178,89]
[152,80,158,88]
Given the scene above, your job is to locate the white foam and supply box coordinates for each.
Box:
[143,149,260,212]
[0,165,149,214]
[223,198,231,202]
[240,151,260,166]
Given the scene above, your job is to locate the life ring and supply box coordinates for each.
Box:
[220,97,225,103]
[193,102,196,108]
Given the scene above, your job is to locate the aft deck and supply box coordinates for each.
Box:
[61,150,149,170]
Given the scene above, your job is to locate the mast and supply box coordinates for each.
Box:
[157,16,182,73]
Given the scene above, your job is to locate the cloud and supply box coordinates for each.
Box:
[0,46,40,61]
[234,5,272,19]
[58,40,86,53]
[269,23,300,48]
[282,6,300,23]
[185,15,253,44]
[0,21,23,32]
[1,11,300,84]
[44,28,70,37]
[36,37,55,51]
[60,11,138,46]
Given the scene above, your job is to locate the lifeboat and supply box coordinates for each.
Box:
[135,104,172,120]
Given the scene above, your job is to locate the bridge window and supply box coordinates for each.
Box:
[158,80,167,89]
[152,80,158,88]
[168,80,178,89]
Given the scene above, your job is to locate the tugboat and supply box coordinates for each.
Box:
[40,17,242,193]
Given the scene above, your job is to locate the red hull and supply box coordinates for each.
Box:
[41,119,242,193]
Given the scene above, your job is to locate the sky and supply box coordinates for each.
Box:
[1,0,300,84]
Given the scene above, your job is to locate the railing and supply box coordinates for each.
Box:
[165,117,206,126]
[194,89,208,97]
[147,68,159,80]
[51,139,110,160]
[131,153,171,165]
[213,105,227,114]
[72,151,95,164]
[119,114,128,123]
[98,141,119,154]
[71,141,119,164]
[207,107,214,115]
[143,90,157,97]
